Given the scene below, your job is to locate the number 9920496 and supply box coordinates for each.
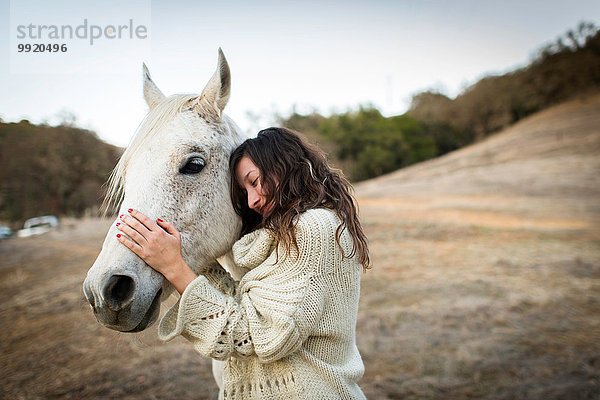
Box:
[17,43,67,52]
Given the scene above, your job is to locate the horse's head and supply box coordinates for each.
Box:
[83,50,245,332]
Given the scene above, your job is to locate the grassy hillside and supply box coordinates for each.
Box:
[357,92,600,202]
[353,92,600,399]
[0,120,122,225]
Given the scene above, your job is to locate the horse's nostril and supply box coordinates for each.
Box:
[104,275,135,311]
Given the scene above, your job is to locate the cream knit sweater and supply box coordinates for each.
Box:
[159,208,366,399]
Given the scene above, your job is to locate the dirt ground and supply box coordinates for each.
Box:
[1,94,599,399]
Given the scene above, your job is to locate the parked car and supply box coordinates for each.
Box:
[17,215,59,238]
[0,224,12,239]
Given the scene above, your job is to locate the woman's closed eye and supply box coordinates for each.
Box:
[251,177,259,187]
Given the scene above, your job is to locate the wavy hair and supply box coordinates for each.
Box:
[229,127,370,270]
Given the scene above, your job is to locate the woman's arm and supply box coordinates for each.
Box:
[117,208,329,362]
[159,257,325,362]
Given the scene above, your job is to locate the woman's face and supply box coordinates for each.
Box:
[235,155,272,217]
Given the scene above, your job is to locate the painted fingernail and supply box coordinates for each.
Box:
[116,233,122,238]
[116,222,120,227]
[119,214,124,219]
[128,208,133,213]
[157,218,164,222]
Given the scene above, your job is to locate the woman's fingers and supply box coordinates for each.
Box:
[116,221,148,247]
[128,208,156,231]
[116,212,185,277]
[116,231,144,258]
[119,208,156,240]
[157,218,180,239]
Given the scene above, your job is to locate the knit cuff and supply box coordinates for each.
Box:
[158,274,228,342]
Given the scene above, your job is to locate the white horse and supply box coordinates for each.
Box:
[82,49,246,388]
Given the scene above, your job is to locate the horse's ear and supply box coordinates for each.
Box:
[195,48,231,122]
[143,63,166,110]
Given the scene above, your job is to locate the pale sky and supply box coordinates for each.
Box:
[1,0,598,147]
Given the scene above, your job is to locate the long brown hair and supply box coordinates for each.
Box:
[229,127,370,270]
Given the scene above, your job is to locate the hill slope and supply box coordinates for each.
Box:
[358,92,600,197]
[353,93,600,398]
[356,92,600,229]
[0,121,121,223]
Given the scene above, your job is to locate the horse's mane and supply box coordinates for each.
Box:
[102,94,197,215]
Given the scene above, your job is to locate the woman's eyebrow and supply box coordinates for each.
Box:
[244,169,257,182]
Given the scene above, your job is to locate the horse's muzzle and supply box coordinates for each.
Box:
[83,273,161,332]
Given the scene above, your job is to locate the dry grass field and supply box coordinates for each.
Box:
[1,93,599,399]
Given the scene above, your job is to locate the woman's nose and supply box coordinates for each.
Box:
[247,191,261,210]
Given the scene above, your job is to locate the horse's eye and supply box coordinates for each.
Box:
[179,157,205,174]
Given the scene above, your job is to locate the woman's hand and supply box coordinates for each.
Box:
[116,209,196,294]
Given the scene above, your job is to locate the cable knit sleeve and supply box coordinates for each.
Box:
[158,212,331,363]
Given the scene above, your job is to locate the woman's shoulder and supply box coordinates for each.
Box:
[298,207,338,223]
[295,208,358,273]
[295,208,340,237]
[301,207,338,219]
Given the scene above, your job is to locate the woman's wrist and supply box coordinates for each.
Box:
[165,259,197,294]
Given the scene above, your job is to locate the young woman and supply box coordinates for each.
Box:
[117,127,370,399]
